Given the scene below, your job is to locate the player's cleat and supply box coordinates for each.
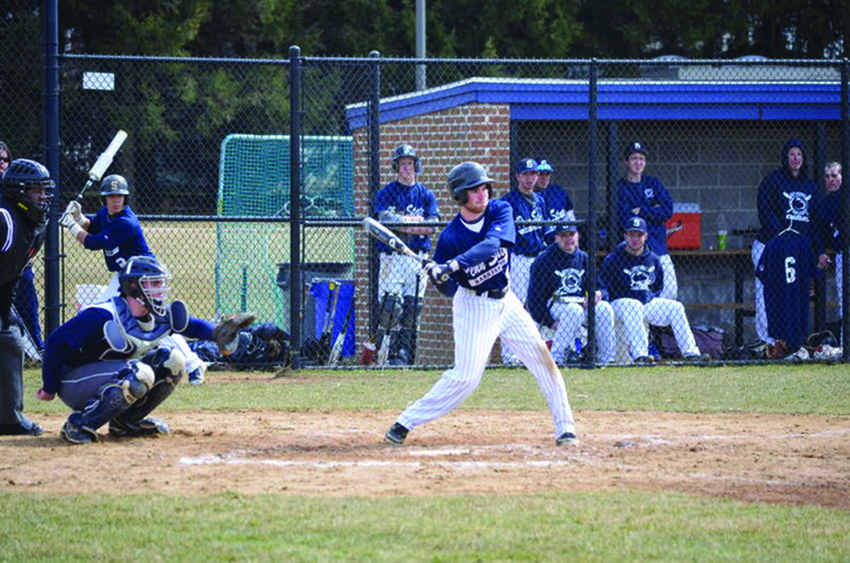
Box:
[108,417,171,437]
[556,432,579,446]
[634,355,656,365]
[384,422,409,445]
[0,417,43,436]
[188,363,206,385]
[61,413,98,444]
[783,347,810,362]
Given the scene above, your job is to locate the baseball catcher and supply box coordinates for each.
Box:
[37,256,255,444]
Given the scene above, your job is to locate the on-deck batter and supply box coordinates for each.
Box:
[384,161,578,447]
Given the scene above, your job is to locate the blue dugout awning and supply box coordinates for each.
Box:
[345,77,841,129]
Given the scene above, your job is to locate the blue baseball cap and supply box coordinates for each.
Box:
[554,223,578,234]
[515,158,539,174]
[536,159,554,173]
[625,216,647,233]
[624,142,648,159]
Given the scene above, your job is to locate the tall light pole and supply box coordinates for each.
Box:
[416,0,426,90]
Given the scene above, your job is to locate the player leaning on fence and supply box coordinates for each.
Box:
[371,144,440,365]
[384,161,578,447]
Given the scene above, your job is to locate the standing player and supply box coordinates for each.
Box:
[599,217,704,362]
[59,174,208,384]
[36,256,251,444]
[527,223,616,365]
[535,159,576,245]
[384,161,578,447]
[0,159,53,436]
[371,144,440,364]
[616,142,677,299]
[501,158,548,304]
[814,162,844,321]
[752,138,818,344]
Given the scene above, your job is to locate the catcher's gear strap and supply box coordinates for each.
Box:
[169,300,189,333]
[96,297,172,359]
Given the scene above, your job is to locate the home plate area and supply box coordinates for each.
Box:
[2,409,848,507]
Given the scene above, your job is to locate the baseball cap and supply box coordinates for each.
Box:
[624,142,648,159]
[536,159,554,173]
[515,158,539,174]
[554,223,578,234]
[625,216,648,233]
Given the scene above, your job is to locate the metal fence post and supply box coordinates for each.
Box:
[289,45,303,369]
[43,0,62,335]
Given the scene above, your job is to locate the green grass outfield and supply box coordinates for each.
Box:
[5,364,850,562]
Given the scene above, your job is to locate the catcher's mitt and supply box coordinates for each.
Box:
[214,312,257,355]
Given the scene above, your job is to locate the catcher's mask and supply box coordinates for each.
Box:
[119,255,171,317]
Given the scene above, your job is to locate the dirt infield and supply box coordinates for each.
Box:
[3,406,848,508]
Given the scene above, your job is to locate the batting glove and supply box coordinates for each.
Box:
[425,261,455,284]
[59,212,84,237]
[64,200,83,224]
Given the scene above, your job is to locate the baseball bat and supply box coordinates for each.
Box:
[328,301,353,366]
[74,130,129,201]
[362,217,450,282]
[362,217,425,262]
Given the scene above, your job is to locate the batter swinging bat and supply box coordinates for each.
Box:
[73,130,129,201]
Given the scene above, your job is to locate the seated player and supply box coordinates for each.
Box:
[36,256,253,444]
[527,223,616,365]
[599,217,706,363]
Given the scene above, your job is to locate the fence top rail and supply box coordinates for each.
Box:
[61,52,849,68]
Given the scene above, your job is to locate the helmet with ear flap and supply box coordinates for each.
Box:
[447,161,495,204]
[392,144,421,174]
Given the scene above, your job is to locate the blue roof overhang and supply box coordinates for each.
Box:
[345,77,841,129]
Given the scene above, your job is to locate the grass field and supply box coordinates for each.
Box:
[3,364,849,561]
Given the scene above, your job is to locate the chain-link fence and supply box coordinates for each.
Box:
[3,6,848,369]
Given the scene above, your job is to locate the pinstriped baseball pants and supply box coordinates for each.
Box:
[397,287,576,438]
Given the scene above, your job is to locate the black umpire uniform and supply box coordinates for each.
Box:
[0,159,53,436]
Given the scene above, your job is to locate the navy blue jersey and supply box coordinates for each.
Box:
[813,187,843,254]
[616,175,674,256]
[501,189,547,257]
[40,297,215,394]
[756,231,816,348]
[756,140,819,244]
[433,199,516,295]
[527,244,594,328]
[599,241,663,304]
[372,180,440,254]
[541,184,575,243]
[84,205,153,272]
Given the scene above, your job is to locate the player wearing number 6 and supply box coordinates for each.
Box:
[384,161,578,447]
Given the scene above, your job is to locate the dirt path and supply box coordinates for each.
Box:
[3,409,848,507]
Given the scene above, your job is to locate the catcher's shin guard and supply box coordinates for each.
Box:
[63,361,155,443]
[113,371,177,429]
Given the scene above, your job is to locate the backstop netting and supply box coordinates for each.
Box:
[216,134,355,334]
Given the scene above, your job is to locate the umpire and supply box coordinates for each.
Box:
[0,159,53,436]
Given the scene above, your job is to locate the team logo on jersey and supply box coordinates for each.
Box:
[644,188,655,199]
[549,208,569,223]
[404,203,425,217]
[783,191,812,223]
[517,202,545,236]
[556,268,585,296]
[623,265,656,291]
[466,248,509,287]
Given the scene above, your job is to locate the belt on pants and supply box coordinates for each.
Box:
[473,287,508,300]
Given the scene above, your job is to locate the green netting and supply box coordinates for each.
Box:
[216,134,354,328]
